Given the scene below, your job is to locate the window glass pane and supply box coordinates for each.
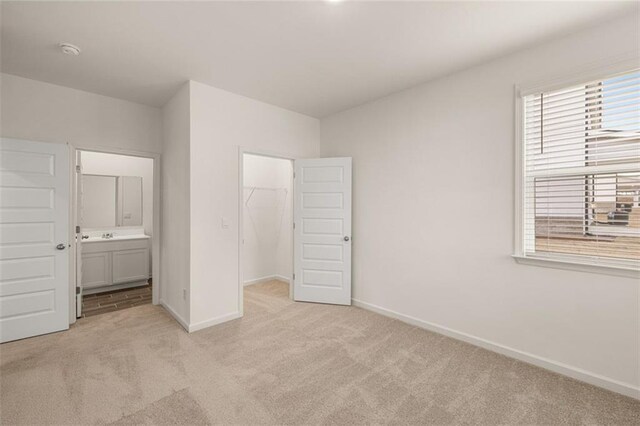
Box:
[533,173,640,261]
[523,70,640,266]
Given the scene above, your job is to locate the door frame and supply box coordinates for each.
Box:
[71,146,161,323]
[237,147,295,316]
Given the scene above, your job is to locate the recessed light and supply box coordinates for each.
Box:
[59,42,81,56]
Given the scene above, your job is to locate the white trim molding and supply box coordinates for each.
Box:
[513,255,640,279]
[160,300,242,333]
[188,311,242,333]
[159,300,189,332]
[353,298,640,400]
[274,274,291,284]
[244,275,291,287]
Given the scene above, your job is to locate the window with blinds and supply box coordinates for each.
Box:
[521,70,640,270]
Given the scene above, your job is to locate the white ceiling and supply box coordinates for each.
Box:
[1,1,637,117]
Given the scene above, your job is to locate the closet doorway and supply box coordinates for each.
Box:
[240,152,294,308]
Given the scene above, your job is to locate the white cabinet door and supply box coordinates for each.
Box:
[112,249,149,284]
[0,138,70,343]
[293,157,352,305]
[81,252,111,289]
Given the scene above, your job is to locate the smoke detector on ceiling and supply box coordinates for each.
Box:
[59,42,81,56]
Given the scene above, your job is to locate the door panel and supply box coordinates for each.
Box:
[0,138,70,343]
[112,248,149,283]
[81,252,111,289]
[294,157,352,305]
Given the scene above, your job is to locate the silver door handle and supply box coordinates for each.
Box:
[56,244,66,250]
[343,236,350,242]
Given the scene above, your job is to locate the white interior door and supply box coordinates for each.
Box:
[0,138,70,342]
[294,157,351,305]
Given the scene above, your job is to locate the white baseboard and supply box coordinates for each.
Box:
[188,311,242,333]
[161,299,243,334]
[274,274,291,284]
[84,279,149,295]
[352,298,640,400]
[159,299,189,332]
[244,274,290,286]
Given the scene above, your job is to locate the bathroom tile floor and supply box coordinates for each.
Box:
[81,281,152,318]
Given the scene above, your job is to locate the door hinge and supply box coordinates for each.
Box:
[293,222,296,229]
[76,225,81,234]
[76,165,81,172]
[76,287,81,295]
[293,273,295,281]
[293,171,296,179]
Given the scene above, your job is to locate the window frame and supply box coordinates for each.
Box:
[513,55,640,278]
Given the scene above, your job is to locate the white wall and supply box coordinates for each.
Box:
[81,151,154,237]
[189,81,319,330]
[160,83,191,325]
[243,154,292,284]
[1,72,162,325]
[320,15,639,396]
[0,73,161,153]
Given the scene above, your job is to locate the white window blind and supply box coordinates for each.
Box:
[521,70,640,270]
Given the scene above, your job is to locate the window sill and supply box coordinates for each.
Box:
[512,255,640,279]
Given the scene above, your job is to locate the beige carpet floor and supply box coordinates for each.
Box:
[1,280,638,425]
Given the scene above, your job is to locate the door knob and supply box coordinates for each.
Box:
[56,244,66,250]
[343,236,350,242]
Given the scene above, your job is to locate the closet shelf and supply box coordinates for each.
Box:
[244,186,288,206]
[243,186,286,191]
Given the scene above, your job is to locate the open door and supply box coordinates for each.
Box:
[293,157,352,305]
[75,150,83,317]
[0,138,70,342]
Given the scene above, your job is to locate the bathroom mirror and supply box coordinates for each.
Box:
[82,174,143,228]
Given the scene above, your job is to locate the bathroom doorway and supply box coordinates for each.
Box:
[75,149,158,318]
[239,151,294,312]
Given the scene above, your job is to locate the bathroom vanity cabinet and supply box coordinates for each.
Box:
[82,236,150,294]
